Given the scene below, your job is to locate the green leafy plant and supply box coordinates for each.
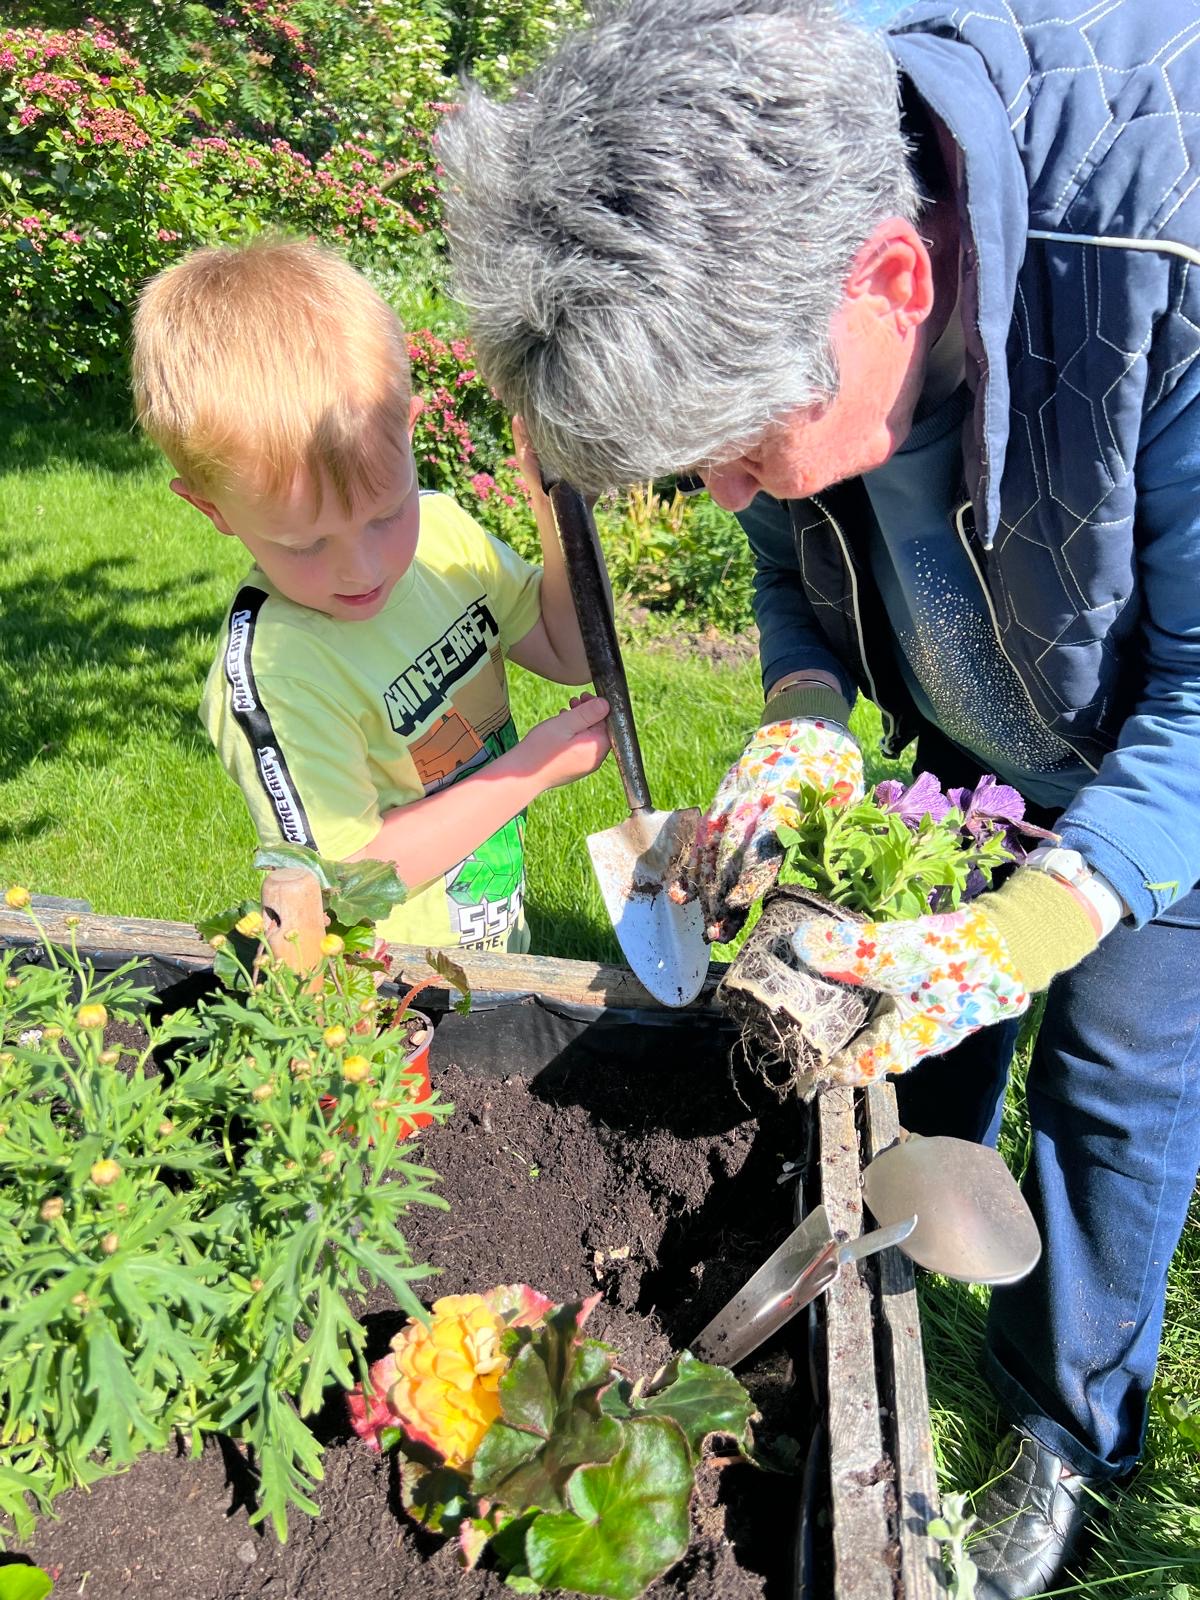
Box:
[348,1287,757,1598]
[1152,1384,1200,1451]
[777,772,1049,921]
[0,894,451,1545]
[927,1492,979,1600]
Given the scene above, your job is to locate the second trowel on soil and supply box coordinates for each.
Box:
[547,481,708,1007]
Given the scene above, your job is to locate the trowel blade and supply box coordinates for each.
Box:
[689,1205,835,1369]
[587,806,708,1008]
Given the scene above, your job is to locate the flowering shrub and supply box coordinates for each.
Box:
[0,895,450,1543]
[405,326,539,555]
[0,17,440,394]
[349,1287,758,1598]
[777,771,1055,920]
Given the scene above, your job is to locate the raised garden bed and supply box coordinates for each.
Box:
[0,902,944,1599]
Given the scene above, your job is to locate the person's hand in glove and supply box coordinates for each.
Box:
[675,678,865,942]
[790,867,1107,1087]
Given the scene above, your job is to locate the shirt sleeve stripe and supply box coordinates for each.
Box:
[221,585,316,847]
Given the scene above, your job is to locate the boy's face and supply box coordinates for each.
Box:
[173,428,421,622]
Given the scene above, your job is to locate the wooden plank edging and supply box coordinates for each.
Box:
[0,905,726,1012]
[817,1087,895,1600]
[864,1085,947,1597]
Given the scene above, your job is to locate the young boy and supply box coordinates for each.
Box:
[132,237,610,952]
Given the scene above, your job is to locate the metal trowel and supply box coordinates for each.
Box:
[689,1205,918,1369]
[547,480,709,1007]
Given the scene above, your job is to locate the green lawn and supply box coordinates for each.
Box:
[1,408,1198,1594]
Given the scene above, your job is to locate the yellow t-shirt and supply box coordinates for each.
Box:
[201,492,542,952]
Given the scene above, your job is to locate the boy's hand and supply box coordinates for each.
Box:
[519,693,612,790]
[512,415,552,516]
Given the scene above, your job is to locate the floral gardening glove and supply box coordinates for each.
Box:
[790,870,1100,1087]
[677,684,864,942]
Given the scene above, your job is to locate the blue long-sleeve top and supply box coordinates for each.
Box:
[739,351,1200,925]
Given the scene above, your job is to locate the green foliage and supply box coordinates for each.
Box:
[250,843,408,928]
[1152,1385,1200,1452]
[0,1568,53,1600]
[442,0,586,91]
[926,1492,979,1600]
[393,1302,757,1597]
[776,786,1015,920]
[0,912,448,1544]
[596,485,756,634]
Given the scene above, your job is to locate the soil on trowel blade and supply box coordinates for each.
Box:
[21,1043,813,1600]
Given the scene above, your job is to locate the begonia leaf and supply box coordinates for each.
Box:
[472,1307,622,1511]
[524,1417,692,1600]
[399,1457,474,1537]
[624,1352,757,1457]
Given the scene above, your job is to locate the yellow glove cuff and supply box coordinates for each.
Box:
[762,685,854,730]
[986,869,1100,993]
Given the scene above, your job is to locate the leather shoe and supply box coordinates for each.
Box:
[969,1430,1099,1599]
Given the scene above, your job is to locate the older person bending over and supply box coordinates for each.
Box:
[439,3,1200,1595]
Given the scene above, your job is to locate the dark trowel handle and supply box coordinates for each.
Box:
[547,480,652,813]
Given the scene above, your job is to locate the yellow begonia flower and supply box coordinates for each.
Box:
[386,1294,508,1469]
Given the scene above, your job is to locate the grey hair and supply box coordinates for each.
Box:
[439,0,920,492]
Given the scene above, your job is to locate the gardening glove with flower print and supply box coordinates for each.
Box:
[678,684,864,942]
[791,869,1100,1087]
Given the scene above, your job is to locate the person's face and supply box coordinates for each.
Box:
[698,219,936,512]
[173,416,422,622]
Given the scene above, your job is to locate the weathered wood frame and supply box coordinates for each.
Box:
[0,899,945,1596]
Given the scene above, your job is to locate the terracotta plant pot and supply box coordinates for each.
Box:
[718,884,875,1099]
[321,1007,435,1141]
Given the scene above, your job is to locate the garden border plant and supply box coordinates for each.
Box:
[346,1285,760,1599]
[0,856,466,1547]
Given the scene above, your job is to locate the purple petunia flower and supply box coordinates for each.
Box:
[948,774,1057,859]
[874,770,952,827]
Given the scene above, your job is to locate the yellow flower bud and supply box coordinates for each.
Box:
[115,1202,127,1215]
[39,1196,64,1221]
[71,1292,90,1311]
[99,1049,120,1066]
[77,1004,108,1030]
[90,1158,121,1187]
[101,1232,119,1254]
[158,1119,174,1137]
[341,1055,371,1084]
[4,976,19,990]
[251,1276,265,1293]
[4,886,31,909]
[209,933,228,950]
[42,1025,62,1042]
[320,934,345,957]
[387,1296,509,1468]
[290,1056,312,1078]
[323,1025,347,1048]
[318,1148,337,1166]
[64,913,81,928]
[235,911,265,938]
[359,996,378,1015]
[251,1081,274,1103]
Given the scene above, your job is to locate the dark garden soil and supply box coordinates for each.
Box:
[19,1032,814,1600]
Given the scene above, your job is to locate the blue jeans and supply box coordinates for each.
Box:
[894,878,1200,1480]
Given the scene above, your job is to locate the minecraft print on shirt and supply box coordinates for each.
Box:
[404,641,525,949]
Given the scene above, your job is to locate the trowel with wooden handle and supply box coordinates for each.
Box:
[546,479,708,1008]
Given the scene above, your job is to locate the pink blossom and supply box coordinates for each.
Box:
[62,229,82,244]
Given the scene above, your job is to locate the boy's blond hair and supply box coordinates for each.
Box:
[132,236,412,513]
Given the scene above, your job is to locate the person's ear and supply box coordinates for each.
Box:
[408,393,424,440]
[845,218,934,334]
[170,478,237,536]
